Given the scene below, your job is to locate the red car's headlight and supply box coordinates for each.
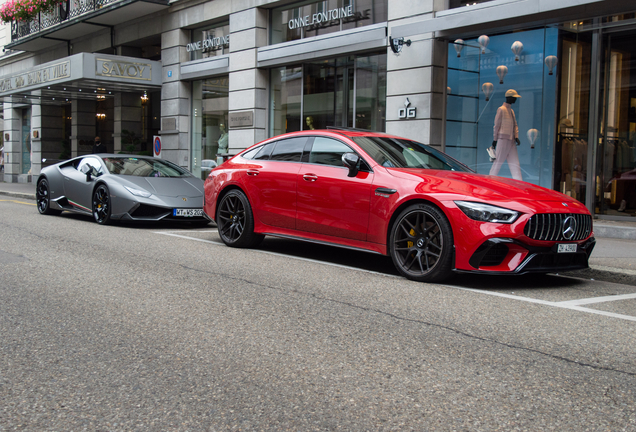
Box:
[454,201,520,224]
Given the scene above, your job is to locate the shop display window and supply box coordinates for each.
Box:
[191,77,229,180]
[446,28,558,189]
[269,53,386,136]
[270,0,387,45]
[596,29,636,217]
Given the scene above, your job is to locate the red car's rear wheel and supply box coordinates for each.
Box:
[216,190,264,248]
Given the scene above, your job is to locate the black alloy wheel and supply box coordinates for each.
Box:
[389,203,454,282]
[92,184,113,225]
[216,189,264,248]
[36,178,62,215]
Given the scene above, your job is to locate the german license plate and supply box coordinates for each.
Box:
[557,243,577,253]
[173,208,203,217]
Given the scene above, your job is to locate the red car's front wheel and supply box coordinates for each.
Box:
[389,203,454,283]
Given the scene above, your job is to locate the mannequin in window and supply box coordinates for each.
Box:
[305,116,315,130]
[490,89,522,181]
[217,124,228,153]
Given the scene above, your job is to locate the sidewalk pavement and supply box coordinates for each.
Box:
[1,179,635,284]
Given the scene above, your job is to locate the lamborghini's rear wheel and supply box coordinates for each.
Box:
[93,184,113,225]
[36,178,62,216]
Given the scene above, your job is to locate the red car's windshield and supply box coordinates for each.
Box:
[351,136,473,172]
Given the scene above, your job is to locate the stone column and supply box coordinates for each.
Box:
[30,101,42,178]
[386,0,446,149]
[228,7,268,153]
[160,29,191,168]
[2,103,21,183]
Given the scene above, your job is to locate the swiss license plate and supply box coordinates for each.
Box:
[173,208,204,217]
[557,243,577,253]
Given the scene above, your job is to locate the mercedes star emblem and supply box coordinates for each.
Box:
[562,216,577,240]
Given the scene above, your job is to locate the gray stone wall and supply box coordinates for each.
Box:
[160,28,191,167]
[228,6,269,151]
[386,0,447,148]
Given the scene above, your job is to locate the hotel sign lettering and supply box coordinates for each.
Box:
[96,59,152,81]
[0,61,70,92]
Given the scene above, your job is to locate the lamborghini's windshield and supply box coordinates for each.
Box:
[102,157,192,178]
[351,136,472,172]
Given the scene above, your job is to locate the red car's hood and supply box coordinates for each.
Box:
[388,168,588,211]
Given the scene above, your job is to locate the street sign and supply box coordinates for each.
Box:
[153,135,162,158]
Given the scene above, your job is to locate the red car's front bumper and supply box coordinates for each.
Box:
[455,236,596,275]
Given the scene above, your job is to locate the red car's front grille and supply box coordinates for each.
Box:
[524,213,592,242]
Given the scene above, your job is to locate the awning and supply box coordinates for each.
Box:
[0,52,162,105]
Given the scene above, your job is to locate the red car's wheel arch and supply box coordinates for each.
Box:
[385,198,456,254]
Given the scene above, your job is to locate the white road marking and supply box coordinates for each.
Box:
[155,230,636,322]
[555,292,636,306]
[448,286,636,322]
[154,230,398,278]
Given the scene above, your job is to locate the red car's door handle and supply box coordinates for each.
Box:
[246,169,259,176]
[303,174,318,182]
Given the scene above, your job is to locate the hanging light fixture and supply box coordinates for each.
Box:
[496,65,508,84]
[544,55,558,75]
[481,82,494,101]
[453,39,464,58]
[511,41,524,61]
[527,129,539,149]
[477,35,490,54]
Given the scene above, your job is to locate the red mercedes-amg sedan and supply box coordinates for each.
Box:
[203,129,595,282]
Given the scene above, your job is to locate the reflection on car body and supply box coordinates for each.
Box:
[203,128,595,283]
[36,154,209,226]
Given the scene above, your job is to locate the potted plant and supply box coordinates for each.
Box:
[0,0,62,23]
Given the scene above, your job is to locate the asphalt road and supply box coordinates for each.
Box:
[1,197,635,430]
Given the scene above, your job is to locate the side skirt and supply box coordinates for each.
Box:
[262,232,385,256]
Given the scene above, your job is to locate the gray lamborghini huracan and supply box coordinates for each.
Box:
[36,154,209,226]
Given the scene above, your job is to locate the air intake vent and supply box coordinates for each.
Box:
[524,213,592,242]
[131,204,170,219]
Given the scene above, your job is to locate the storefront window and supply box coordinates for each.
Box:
[189,23,230,61]
[270,53,386,136]
[270,0,387,45]
[446,28,558,189]
[449,0,496,8]
[555,29,593,204]
[596,29,636,217]
[191,77,229,180]
[270,66,302,136]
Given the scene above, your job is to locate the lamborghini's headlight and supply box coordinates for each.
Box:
[454,201,519,224]
[124,186,152,198]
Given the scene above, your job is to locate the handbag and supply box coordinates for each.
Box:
[487,146,496,162]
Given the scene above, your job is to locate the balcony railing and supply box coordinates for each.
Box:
[11,0,119,40]
[10,0,172,44]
